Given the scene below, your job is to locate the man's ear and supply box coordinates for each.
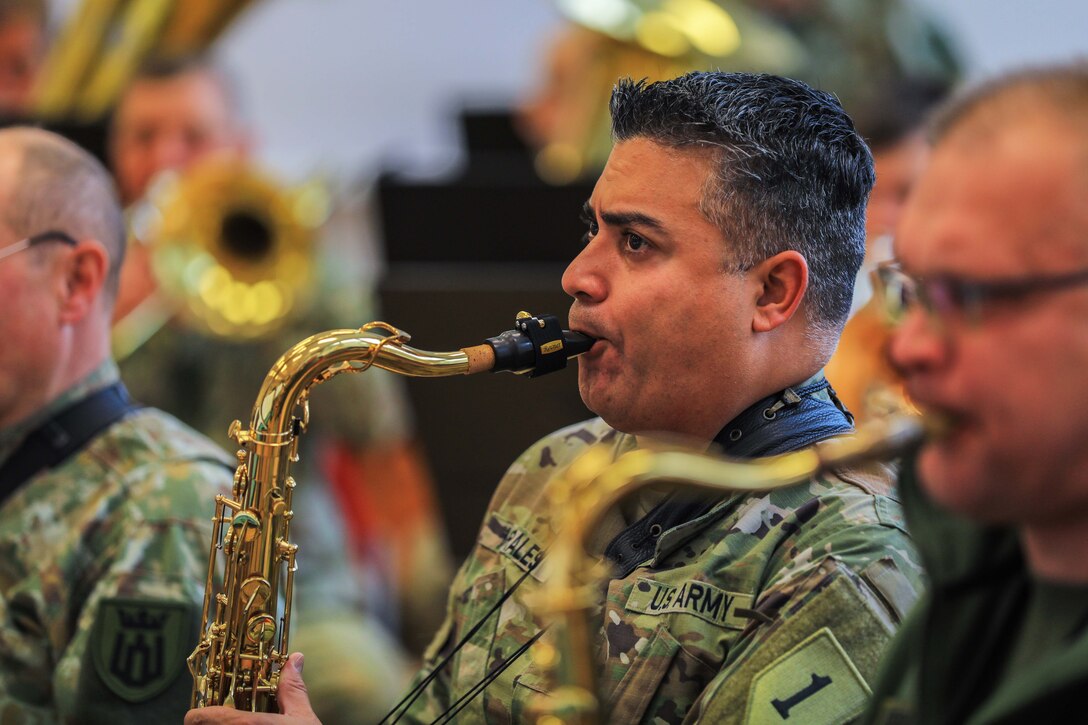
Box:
[751,250,808,332]
[58,240,109,324]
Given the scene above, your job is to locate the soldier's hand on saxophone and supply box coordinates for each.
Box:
[186,654,319,725]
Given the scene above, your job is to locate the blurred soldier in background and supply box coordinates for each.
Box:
[0,126,230,723]
[0,0,47,115]
[863,61,1088,725]
[825,77,956,418]
[109,55,454,723]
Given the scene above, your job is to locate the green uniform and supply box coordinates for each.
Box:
[0,362,233,724]
[864,459,1088,725]
[405,412,924,724]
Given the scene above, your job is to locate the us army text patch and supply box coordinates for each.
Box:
[626,577,753,629]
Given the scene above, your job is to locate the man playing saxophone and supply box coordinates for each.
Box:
[0,127,233,722]
[189,71,923,724]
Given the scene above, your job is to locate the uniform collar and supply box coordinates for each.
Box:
[0,360,120,466]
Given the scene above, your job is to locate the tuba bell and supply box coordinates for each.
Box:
[113,156,330,357]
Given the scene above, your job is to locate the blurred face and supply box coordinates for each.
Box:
[867,133,928,244]
[516,25,599,152]
[111,70,244,204]
[562,138,755,439]
[0,144,65,428]
[0,14,44,115]
[889,119,1088,524]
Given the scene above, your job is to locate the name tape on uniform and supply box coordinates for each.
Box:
[626,577,753,630]
[481,513,545,576]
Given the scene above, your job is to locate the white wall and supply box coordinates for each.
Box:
[202,1,1087,180]
[917,0,1087,78]
[217,1,564,180]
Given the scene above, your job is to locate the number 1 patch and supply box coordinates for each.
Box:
[745,627,870,725]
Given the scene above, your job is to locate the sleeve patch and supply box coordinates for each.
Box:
[90,598,192,702]
[745,628,870,725]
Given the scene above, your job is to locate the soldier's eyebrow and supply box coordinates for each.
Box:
[580,201,595,224]
[583,201,667,232]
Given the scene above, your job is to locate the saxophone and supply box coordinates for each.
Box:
[187,312,593,711]
[529,408,934,725]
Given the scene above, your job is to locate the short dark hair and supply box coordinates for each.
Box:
[609,72,874,343]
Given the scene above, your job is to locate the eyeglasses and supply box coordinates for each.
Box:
[875,261,1088,328]
[0,230,79,262]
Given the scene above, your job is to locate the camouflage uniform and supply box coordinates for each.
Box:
[404,382,924,724]
[0,361,233,724]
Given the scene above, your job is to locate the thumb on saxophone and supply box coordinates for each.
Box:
[277,652,320,721]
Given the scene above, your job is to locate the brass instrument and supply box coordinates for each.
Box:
[112,158,329,358]
[32,0,256,121]
[530,410,930,724]
[187,313,594,712]
[531,1,804,182]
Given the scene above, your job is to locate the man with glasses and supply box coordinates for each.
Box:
[862,62,1088,723]
[0,127,233,722]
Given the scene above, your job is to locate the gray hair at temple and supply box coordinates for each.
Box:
[1,127,126,303]
[609,71,874,355]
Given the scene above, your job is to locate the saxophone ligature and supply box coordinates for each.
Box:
[529,407,932,725]
[187,312,594,712]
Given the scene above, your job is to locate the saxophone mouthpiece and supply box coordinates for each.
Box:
[463,312,596,377]
[561,329,596,358]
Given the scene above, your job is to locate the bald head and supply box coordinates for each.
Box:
[932,62,1088,163]
[929,62,1088,264]
[0,127,126,304]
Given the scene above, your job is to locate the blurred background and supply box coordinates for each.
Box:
[195,1,1088,180]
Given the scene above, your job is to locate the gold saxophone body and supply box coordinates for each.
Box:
[530,409,933,724]
[187,314,594,711]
